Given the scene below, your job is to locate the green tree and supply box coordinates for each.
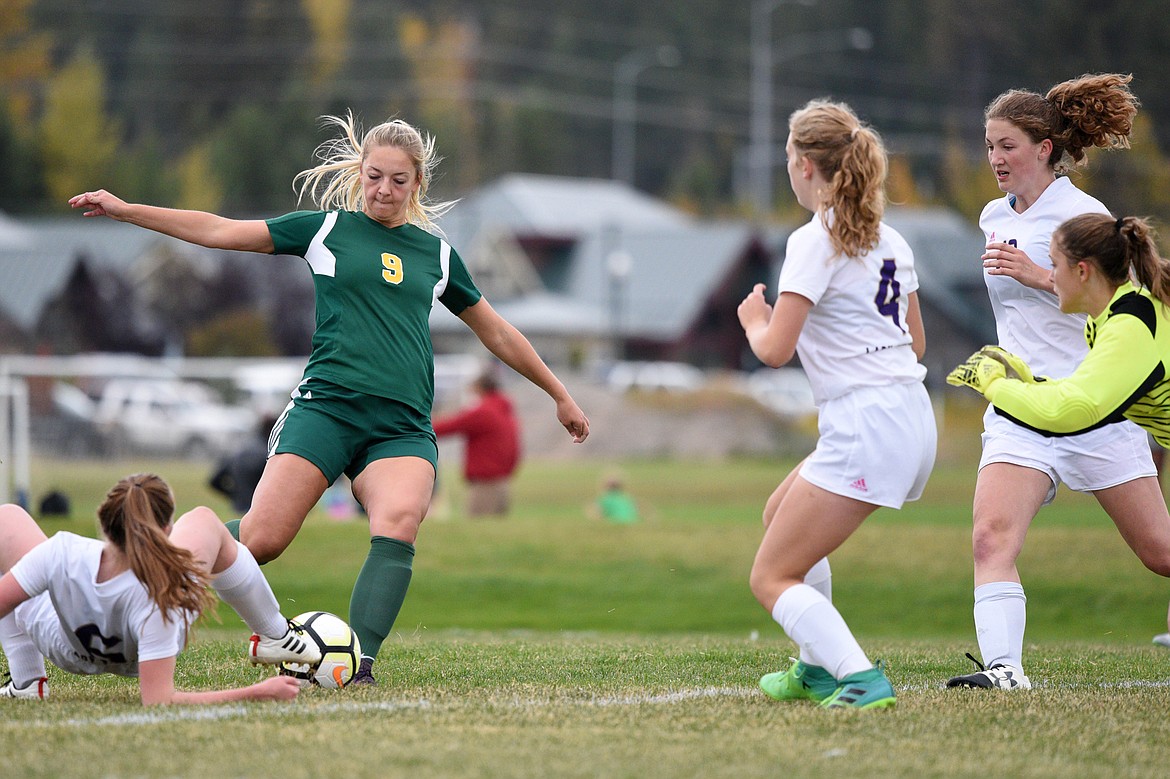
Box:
[0,101,46,212]
[0,0,50,211]
[176,142,225,213]
[210,102,320,213]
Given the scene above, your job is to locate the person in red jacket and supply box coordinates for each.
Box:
[432,372,521,517]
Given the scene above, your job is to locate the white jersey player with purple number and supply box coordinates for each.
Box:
[738,99,936,711]
[9,531,189,678]
[0,473,319,705]
[946,74,1170,692]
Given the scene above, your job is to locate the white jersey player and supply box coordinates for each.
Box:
[0,473,320,705]
[946,73,1170,691]
[738,99,936,710]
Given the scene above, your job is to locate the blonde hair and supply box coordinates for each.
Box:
[293,111,455,232]
[788,99,887,258]
[985,73,1139,175]
[97,473,215,622]
[1054,214,1170,307]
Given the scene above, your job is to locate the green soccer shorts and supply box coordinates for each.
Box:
[271,377,438,482]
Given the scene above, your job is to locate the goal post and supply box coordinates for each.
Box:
[0,352,482,506]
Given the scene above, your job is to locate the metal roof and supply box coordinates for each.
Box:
[567,222,757,339]
[440,173,692,248]
[0,217,187,330]
[0,195,992,349]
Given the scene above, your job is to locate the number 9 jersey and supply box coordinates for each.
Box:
[266,210,483,417]
[777,212,925,405]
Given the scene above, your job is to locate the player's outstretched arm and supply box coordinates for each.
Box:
[138,656,300,706]
[69,190,274,254]
[458,298,589,443]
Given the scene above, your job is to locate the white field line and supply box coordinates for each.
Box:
[9,687,756,728]
[9,679,1170,728]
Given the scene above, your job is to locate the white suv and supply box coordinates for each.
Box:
[91,378,257,459]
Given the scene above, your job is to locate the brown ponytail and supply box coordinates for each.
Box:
[98,474,215,622]
[788,99,886,258]
[1054,214,1170,307]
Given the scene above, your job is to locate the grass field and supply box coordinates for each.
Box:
[3,448,1170,778]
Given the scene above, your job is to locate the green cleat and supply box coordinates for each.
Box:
[760,658,838,703]
[820,662,897,710]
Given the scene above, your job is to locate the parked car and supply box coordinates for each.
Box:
[91,378,257,459]
[605,361,705,393]
[29,381,109,458]
[745,368,817,418]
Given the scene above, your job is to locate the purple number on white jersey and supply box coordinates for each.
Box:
[874,258,903,331]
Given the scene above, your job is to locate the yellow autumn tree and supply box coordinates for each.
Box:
[0,0,50,120]
[40,49,121,204]
[398,13,480,189]
[177,142,225,213]
[302,0,350,88]
[1079,114,1170,226]
[940,132,1001,223]
[886,155,923,207]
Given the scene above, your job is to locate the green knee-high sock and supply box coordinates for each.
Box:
[349,536,415,660]
[224,519,242,541]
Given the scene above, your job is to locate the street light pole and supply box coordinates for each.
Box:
[750,23,874,217]
[612,45,681,187]
[749,0,815,217]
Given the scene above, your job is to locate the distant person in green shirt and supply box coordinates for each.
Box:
[69,112,591,686]
[948,212,1170,649]
[595,476,640,524]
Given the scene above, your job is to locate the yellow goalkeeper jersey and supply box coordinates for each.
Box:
[987,281,1170,447]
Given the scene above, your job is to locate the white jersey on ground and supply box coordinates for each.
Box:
[778,212,926,405]
[979,176,1110,378]
[10,532,188,677]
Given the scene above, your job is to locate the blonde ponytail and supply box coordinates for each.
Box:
[788,99,887,258]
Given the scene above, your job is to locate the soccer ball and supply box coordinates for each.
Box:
[277,611,361,689]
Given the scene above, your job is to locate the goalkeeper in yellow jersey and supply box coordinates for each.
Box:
[949,212,1170,648]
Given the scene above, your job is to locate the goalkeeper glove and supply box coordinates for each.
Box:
[947,350,1007,396]
[978,345,1036,383]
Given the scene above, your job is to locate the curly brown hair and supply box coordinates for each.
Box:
[985,73,1139,174]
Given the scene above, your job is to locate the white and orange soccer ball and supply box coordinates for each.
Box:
[277,611,361,689]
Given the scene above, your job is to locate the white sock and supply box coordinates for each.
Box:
[772,583,871,679]
[973,581,1027,670]
[210,542,288,638]
[798,558,832,664]
[804,557,832,600]
[0,611,46,685]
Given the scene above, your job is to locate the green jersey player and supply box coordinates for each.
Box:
[70,113,590,686]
